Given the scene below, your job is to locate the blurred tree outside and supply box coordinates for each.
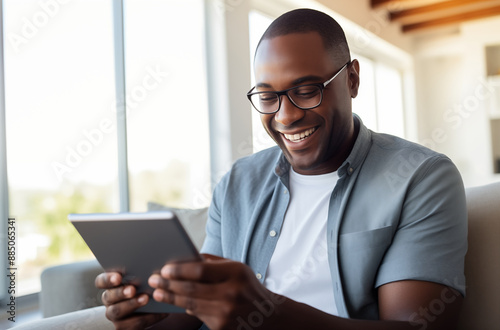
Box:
[10,182,115,294]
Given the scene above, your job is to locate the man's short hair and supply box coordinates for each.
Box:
[256,8,351,64]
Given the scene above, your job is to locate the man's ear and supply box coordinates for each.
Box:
[348,59,360,98]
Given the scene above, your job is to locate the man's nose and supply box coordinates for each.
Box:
[274,95,305,126]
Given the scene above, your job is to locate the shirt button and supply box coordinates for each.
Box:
[348,167,354,174]
[284,189,288,194]
[269,230,277,237]
[256,273,262,280]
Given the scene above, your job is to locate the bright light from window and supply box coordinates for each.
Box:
[375,63,405,138]
[352,54,378,131]
[124,0,211,210]
[249,10,276,154]
[4,0,118,295]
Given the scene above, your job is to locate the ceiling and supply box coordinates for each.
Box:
[371,0,500,33]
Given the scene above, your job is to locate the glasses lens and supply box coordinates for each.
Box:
[250,92,279,113]
[288,85,322,109]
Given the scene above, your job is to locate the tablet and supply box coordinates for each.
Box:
[68,211,201,313]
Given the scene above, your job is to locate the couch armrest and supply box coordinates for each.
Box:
[40,259,104,318]
[11,306,113,330]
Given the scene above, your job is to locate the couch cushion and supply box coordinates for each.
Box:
[147,203,208,250]
[40,259,104,318]
[457,181,500,329]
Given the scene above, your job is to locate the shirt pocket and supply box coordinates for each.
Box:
[339,226,394,253]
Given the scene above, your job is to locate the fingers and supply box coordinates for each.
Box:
[96,273,169,329]
[104,293,149,321]
[95,272,122,289]
[101,285,137,306]
[151,289,220,317]
[160,259,242,283]
[149,275,218,300]
[148,273,225,315]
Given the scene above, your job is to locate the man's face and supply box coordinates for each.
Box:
[254,32,359,175]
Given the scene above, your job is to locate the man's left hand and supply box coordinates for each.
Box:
[148,254,284,330]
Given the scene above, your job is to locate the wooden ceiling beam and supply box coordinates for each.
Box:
[402,5,500,32]
[371,0,408,8]
[391,0,498,21]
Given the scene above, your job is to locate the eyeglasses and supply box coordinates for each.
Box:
[247,62,350,114]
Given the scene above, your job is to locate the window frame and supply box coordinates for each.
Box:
[0,0,10,303]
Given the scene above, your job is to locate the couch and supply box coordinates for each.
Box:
[12,182,500,329]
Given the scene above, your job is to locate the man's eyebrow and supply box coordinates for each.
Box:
[256,82,273,88]
[292,75,323,85]
[255,75,323,89]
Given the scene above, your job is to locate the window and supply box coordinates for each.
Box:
[352,54,405,138]
[1,0,210,298]
[374,62,405,137]
[123,0,211,211]
[248,10,275,154]
[352,54,378,130]
[3,0,117,295]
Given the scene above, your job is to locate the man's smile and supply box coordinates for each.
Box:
[281,127,317,143]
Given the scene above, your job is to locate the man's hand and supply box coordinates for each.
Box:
[95,272,168,330]
[148,254,285,330]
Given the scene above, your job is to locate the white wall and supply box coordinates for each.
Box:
[414,17,500,187]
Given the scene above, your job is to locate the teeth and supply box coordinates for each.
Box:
[284,128,316,142]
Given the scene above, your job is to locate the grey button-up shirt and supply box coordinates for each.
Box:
[201,116,467,320]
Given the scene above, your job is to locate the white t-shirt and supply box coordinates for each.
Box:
[264,168,339,315]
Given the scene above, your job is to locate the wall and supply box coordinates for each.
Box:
[414,17,500,187]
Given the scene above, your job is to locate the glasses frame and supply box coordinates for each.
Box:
[247,61,351,114]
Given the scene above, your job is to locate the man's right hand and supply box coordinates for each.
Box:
[95,272,168,330]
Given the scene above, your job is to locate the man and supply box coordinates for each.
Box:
[96,8,467,330]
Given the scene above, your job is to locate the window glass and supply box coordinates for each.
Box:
[4,0,118,295]
[248,10,275,153]
[353,55,405,138]
[124,0,211,210]
[375,63,405,137]
[352,54,378,131]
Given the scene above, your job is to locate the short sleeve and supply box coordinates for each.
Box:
[375,156,467,296]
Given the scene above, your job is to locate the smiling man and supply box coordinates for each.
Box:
[96,8,467,330]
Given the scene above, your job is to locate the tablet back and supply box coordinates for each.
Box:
[69,211,201,313]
